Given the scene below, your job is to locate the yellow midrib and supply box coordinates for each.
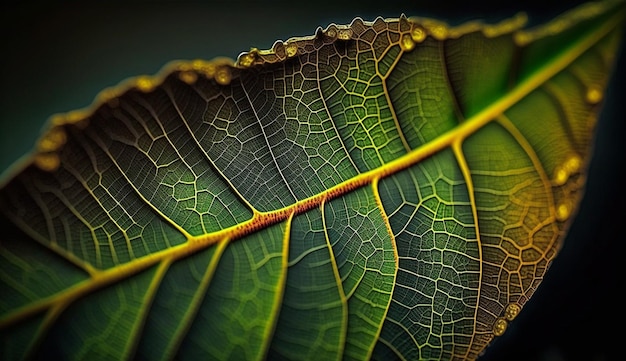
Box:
[0,6,621,334]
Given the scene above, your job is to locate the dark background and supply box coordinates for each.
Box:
[1,1,623,360]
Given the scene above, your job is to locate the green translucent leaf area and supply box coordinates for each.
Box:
[1,1,623,360]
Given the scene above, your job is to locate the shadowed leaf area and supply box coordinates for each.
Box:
[0,0,623,360]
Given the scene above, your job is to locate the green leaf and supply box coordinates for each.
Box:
[1,1,623,360]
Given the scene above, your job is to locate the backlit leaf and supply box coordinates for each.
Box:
[1,1,623,360]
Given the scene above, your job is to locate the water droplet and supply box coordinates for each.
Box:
[492,317,508,336]
[553,154,582,186]
[38,127,67,152]
[586,85,603,104]
[553,166,568,186]
[411,26,427,43]
[214,67,231,85]
[35,153,60,172]
[178,71,197,85]
[238,50,257,67]
[285,43,298,58]
[400,33,415,51]
[565,155,581,174]
[556,203,570,221]
[136,76,155,92]
[504,303,521,321]
[337,28,353,40]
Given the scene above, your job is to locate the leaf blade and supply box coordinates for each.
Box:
[0,1,623,360]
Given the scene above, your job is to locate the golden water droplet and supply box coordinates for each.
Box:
[38,127,67,152]
[411,26,427,43]
[238,51,257,67]
[553,154,582,186]
[35,153,60,172]
[178,71,197,85]
[554,167,569,186]
[493,317,508,336]
[214,67,231,85]
[400,33,415,51]
[565,155,581,174]
[136,76,155,92]
[325,26,337,39]
[337,28,353,40]
[504,303,521,321]
[586,85,603,104]
[285,43,298,58]
[556,203,571,221]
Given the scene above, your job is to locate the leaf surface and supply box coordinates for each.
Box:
[0,1,623,360]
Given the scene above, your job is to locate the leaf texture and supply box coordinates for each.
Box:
[0,1,624,360]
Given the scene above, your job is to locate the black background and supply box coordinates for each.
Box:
[1,1,624,360]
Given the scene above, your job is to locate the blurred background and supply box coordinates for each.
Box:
[1,1,623,360]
